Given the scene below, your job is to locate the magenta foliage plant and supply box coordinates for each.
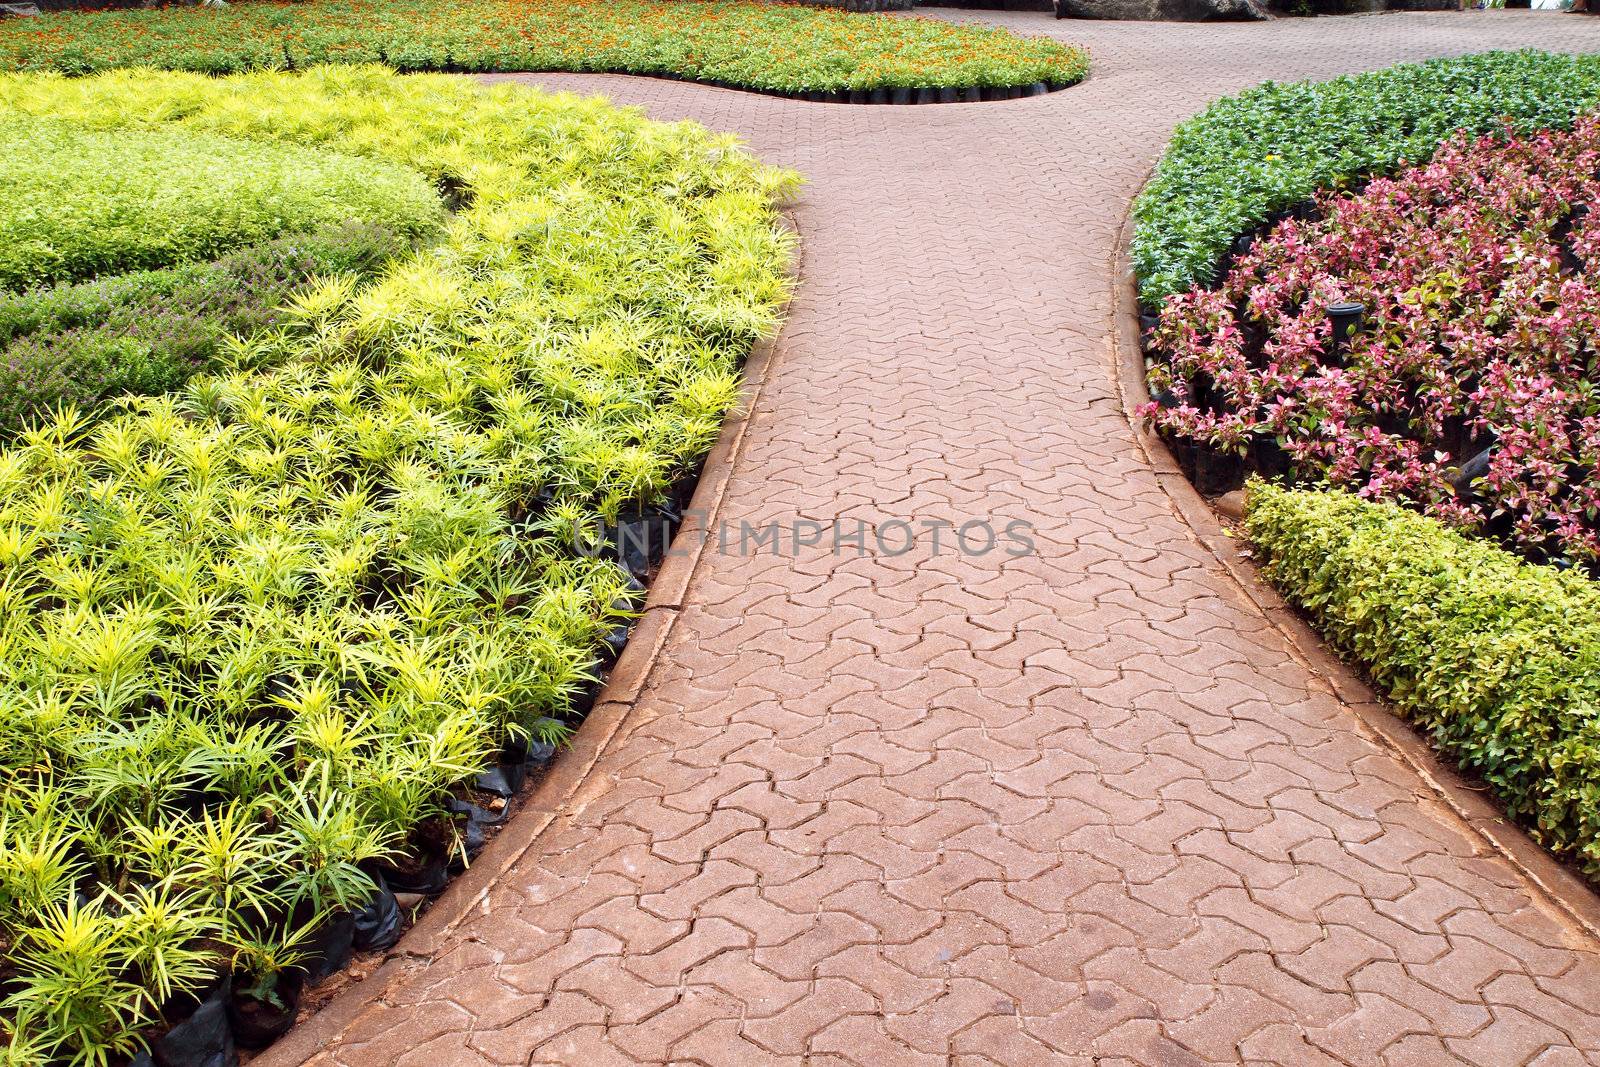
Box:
[1143,116,1600,566]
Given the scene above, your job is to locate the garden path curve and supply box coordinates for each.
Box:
[285,14,1600,1066]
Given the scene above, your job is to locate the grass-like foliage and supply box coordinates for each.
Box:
[0,115,442,291]
[1132,50,1600,306]
[1245,482,1600,880]
[0,0,1089,92]
[0,65,794,1063]
[0,223,411,438]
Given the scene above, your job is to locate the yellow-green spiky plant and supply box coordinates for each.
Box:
[0,65,796,1063]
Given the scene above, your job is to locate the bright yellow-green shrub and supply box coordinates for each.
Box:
[0,66,794,1064]
[1245,482,1600,879]
[0,116,443,290]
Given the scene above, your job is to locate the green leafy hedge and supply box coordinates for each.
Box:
[1132,50,1600,306]
[0,116,442,290]
[1244,482,1600,878]
[0,0,1089,93]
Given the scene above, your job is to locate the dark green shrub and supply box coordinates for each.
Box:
[1244,482,1600,877]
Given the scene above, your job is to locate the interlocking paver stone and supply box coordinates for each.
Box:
[285,13,1600,1065]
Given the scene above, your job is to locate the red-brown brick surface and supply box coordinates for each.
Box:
[295,14,1600,1064]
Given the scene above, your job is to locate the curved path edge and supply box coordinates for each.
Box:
[571,70,1079,104]
[1105,180,1600,945]
[253,219,808,1067]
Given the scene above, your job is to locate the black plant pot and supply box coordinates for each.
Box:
[1171,438,1196,479]
[474,757,527,798]
[961,86,983,103]
[524,736,558,771]
[1248,436,1293,480]
[1026,82,1048,97]
[868,88,889,105]
[158,964,228,1023]
[570,674,605,718]
[596,620,632,669]
[227,973,303,1050]
[502,726,559,771]
[502,732,530,766]
[382,850,449,896]
[1452,446,1493,501]
[154,978,236,1067]
[450,818,486,870]
[1168,437,1197,482]
[296,910,356,985]
[890,87,911,105]
[1194,444,1245,497]
[450,794,510,829]
[228,993,297,1050]
[262,672,298,703]
[352,872,403,952]
[937,87,959,104]
[1327,301,1364,360]
[608,506,678,578]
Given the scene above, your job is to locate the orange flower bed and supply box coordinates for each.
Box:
[0,0,1090,91]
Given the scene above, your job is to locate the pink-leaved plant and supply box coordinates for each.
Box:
[1143,116,1600,565]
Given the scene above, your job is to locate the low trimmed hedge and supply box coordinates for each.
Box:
[0,116,442,290]
[0,0,1090,93]
[1132,50,1600,306]
[1244,482,1600,878]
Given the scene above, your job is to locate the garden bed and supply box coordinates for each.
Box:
[1130,52,1600,886]
[1131,50,1600,305]
[1144,115,1600,568]
[0,65,794,1065]
[0,0,1090,98]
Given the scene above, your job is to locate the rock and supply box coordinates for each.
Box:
[0,3,42,16]
[1055,0,1269,19]
[1213,490,1247,521]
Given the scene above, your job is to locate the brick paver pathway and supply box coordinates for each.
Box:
[302,14,1600,1066]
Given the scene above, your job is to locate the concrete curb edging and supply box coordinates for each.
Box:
[251,216,804,1067]
[1106,181,1600,942]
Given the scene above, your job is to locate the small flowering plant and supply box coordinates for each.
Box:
[1142,116,1600,568]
